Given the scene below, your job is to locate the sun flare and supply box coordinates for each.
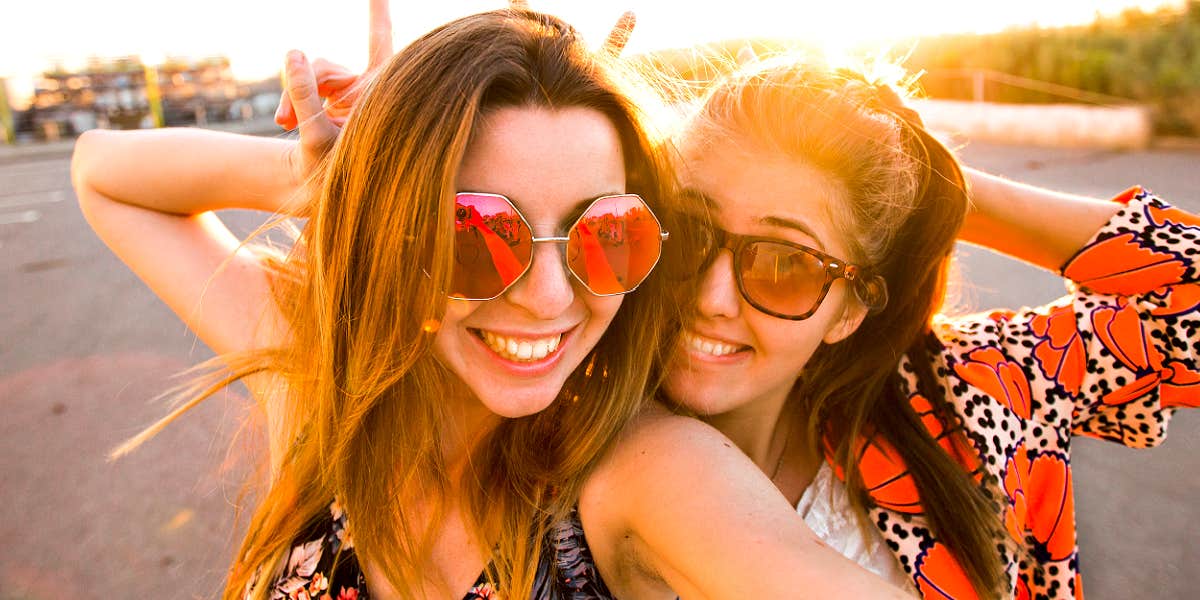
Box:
[0,0,1186,109]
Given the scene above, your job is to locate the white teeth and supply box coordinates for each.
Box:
[480,330,564,362]
[685,332,743,357]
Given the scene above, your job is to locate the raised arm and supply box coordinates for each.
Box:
[71,126,299,355]
[70,0,393,356]
[584,408,913,599]
[959,167,1122,271]
[69,47,344,358]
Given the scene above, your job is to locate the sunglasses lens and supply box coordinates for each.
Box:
[567,194,663,295]
[739,241,828,317]
[451,193,532,299]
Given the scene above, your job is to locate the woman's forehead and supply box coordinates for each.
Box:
[680,142,850,248]
[457,106,626,223]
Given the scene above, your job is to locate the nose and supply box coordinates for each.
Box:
[503,242,576,319]
[695,249,741,319]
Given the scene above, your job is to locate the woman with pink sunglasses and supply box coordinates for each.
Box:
[71,6,912,600]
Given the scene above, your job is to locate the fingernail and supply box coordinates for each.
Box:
[287,50,305,66]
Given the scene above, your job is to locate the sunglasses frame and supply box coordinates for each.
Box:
[453,192,670,300]
[697,226,867,321]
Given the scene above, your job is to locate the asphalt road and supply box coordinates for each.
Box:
[0,139,1197,599]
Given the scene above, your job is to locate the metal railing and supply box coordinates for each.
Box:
[922,68,1139,107]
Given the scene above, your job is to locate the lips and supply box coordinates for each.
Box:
[474,329,564,362]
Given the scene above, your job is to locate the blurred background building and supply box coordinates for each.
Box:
[12,56,281,142]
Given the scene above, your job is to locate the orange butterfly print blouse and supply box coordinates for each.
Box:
[838,187,1198,599]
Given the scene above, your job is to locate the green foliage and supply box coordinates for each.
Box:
[903,0,1200,135]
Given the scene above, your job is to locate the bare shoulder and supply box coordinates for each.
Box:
[579,402,755,596]
[586,402,738,491]
[579,404,915,599]
[581,400,761,527]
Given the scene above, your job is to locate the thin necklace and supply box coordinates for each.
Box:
[769,417,793,482]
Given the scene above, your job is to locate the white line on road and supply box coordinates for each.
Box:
[0,190,67,209]
[0,210,41,225]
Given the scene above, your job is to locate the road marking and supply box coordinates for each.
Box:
[0,189,67,209]
[159,508,195,533]
[0,209,39,225]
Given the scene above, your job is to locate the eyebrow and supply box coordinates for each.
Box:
[680,187,824,246]
[759,215,821,244]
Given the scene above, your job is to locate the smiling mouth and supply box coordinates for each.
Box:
[683,331,750,358]
[473,329,565,362]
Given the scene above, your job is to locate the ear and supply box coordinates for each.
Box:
[822,297,869,345]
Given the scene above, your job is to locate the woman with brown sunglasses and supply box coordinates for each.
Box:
[70,5,913,600]
[661,53,1199,600]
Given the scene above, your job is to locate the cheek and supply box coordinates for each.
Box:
[432,300,478,361]
[749,300,845,369]
[581,295,623,335]
[443,299,479,333]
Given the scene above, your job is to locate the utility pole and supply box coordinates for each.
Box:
[0,78,15,144]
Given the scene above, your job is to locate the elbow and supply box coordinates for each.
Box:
[70,129,98,199]
[70,129,110,203]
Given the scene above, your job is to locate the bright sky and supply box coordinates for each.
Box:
[0,0,1183,108]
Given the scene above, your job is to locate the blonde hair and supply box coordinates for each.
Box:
[114,9,684,599]
[683,56,1009,599]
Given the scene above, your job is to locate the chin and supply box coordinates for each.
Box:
[468,378,568,419]
[663,373,724,416]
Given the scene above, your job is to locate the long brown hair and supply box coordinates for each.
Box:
[683,57,1008,598]
[109,8,680,599]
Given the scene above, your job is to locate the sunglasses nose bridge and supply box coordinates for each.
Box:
[502,239,580,316]
[528,236,573,275]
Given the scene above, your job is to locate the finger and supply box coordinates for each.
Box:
[325,85,359,112]
[368,0,394,70]
[601,11,636,57]
[312,58,359,96]
[317,75,359,98]
[280,103,300,131]
[284,50,338,139]
[274,91,297,129]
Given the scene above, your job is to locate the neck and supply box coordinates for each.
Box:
[441,381,504,476]
[703,384,793,475]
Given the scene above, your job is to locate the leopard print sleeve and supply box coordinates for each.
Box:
[1055,187,1199,444]
[877,187,1200,600]
[936,186,1198,449]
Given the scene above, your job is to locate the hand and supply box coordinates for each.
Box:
[274,58,360,131]
[278,0,395,185]
[601,11,636,57]
[274,0,394,131]
[509,1,636,57]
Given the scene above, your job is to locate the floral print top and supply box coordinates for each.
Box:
[254,499,612,600]
[835,187,1198,599]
